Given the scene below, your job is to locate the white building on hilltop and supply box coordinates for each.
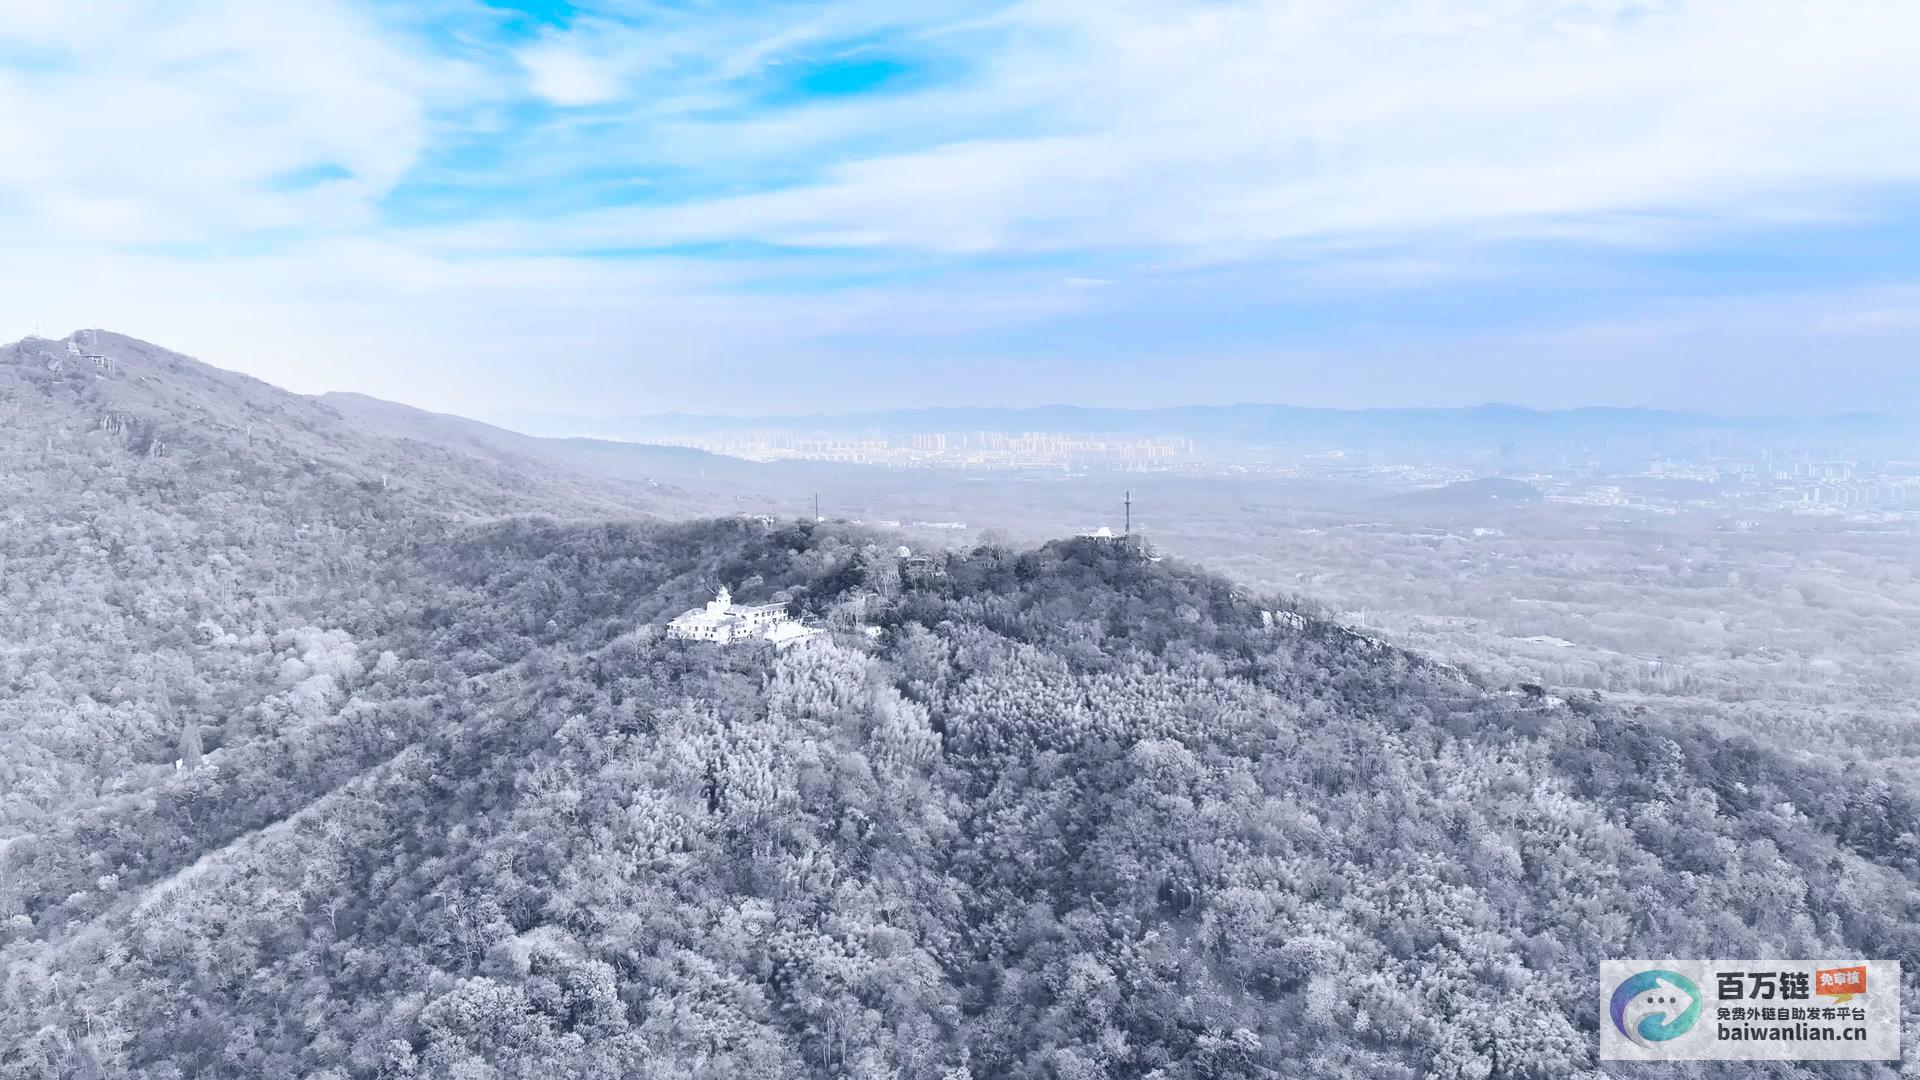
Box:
[667,586,823,649]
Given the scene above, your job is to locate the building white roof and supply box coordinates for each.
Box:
[668,609,736,631]
[762,621,824,649]
[732,602,790,615]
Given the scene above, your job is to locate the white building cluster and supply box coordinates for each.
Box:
[666,587,823,649]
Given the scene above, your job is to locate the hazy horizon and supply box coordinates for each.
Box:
[485,399,1909,427]
[13,324,1920,427]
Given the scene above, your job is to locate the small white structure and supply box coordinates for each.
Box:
[1079,523,1153,559]
[667,586,821,649]
[762,620,826,650]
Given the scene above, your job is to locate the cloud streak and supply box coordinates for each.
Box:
[494,0,1920,255]
[2,0,1919,416]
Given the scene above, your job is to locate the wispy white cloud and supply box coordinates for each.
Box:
[2,0,1919,416]
[497,0,1920,256]
[517,38,627,106]
[13,1,1920,257]
[0,0,462,246]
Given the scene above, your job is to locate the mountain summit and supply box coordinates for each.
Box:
[0,330,699,521]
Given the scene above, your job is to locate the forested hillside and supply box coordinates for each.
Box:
[0,330,697,837]
[2,334,1916,1078]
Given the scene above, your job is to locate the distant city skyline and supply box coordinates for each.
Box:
[6,1,1920,417]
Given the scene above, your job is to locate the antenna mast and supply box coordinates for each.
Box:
[1125,490,1132,537]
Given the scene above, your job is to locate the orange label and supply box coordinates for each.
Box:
[1816,965,1867,1002]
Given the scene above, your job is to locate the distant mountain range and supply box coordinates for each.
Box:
[495,402,1908,451]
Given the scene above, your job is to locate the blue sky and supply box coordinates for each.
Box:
[3,0,1919,417]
